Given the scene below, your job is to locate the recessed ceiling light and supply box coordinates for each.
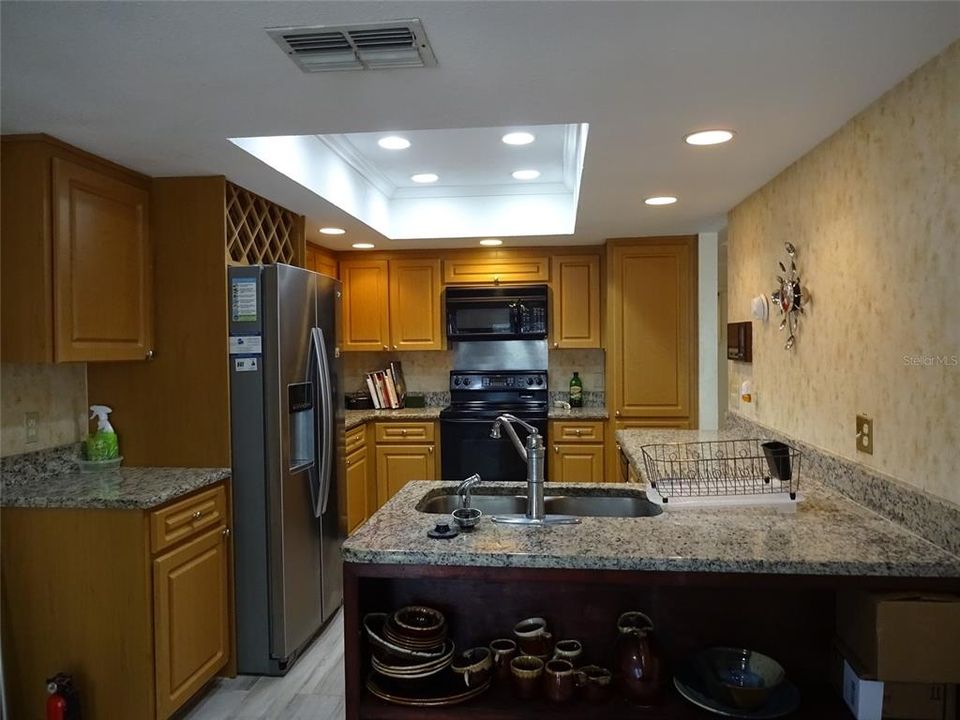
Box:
[319,227,346,235]
[411,173,439,184]
[644,196,678,206]
[502,132,535,146]
[479,238,503,246]
[684,129,735,146]
[378,136,410,150]
[511,169,541,181]
[352,243,375,250]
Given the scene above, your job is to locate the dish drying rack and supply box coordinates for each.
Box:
[640,439,801,505]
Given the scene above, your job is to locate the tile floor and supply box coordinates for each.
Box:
[182,609,346,720]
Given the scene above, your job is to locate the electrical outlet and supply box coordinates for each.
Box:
[856,414,873,455]
[24,411,39,444]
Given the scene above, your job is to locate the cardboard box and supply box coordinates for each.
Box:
[883,683,956,720]
[836,592,960,683]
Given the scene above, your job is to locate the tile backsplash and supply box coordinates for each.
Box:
[1,363,88,457]
[343,348,606,404]
[727,40,959,505]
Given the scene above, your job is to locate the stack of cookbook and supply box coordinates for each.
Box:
[365,362,407,409]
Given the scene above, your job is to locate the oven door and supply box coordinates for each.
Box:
[440,417,548,482]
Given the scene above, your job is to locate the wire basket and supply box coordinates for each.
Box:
[640,439,801,502]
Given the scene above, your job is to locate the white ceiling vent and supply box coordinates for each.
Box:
[267,19,437,72]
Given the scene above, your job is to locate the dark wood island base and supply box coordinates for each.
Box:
[344,563,960,720]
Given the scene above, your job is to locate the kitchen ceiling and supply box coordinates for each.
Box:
[1,1,957,250]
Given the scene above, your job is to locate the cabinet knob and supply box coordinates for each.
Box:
[222,527,231,537]
[576,429,582,437]
[553,342,559,349]
[401,429,407,436]
[145,349,155,360]
[615,410,621,417]
[192,510,203,519]
[428,446,434,453]
[382,344,389,351]
[393,345,398,350]
[346,458,351,466]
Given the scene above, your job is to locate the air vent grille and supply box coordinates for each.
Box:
[268,20,437,73]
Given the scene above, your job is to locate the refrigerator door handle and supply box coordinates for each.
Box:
[311,327,334,517]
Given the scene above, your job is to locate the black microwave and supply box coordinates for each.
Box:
[446,285,548,341]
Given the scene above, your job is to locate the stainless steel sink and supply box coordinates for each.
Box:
[417,493,663,518]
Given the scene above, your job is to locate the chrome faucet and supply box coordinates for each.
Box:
[488,414,579,526]
[456,473,482,509]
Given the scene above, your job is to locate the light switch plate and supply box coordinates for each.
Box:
[856,414,873,455]
[24,411,39,444]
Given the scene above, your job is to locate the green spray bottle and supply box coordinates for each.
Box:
[86,405,120,461]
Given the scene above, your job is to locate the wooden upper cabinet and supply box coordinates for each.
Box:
[305,243,338,278]
[53,158,153,361]
[608,238,697,424]
[341,259,390,351]
[443,256,549,284]
[0,135,153,362]
[389,258,442,351]
[551,254,601,349]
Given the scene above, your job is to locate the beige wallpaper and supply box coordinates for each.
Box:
[343,348,605,396]
[727,41,959,504]
[1,363,88,456]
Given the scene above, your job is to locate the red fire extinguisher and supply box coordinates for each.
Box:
[46,673,80,720]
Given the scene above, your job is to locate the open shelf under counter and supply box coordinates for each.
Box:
[359,683,851,720]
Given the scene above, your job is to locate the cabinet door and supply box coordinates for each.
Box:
[53,157,153,361]
[389,258,442,351]
[551,255,601,348]
[305,243,338,278]
[346,449,368,534]
[443,256,549,284]
[341,259,389,351]
[376,444,436,506]
[608,239,696,423]
[154,525,230,719]
[550,444,605,482]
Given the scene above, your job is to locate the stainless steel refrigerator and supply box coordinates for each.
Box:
[228,264,345,675]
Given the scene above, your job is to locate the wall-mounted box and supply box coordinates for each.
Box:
[727,321,752,362]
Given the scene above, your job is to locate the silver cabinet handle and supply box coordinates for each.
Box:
[382,344,389,351]
[146,349,155,360]
[554,446,559,453]
[428,446,434,454]
[222,527,231,537]
[192,510,203,519]
[393,344,398,350]
[615,410,621,417]
[553,342,559,349]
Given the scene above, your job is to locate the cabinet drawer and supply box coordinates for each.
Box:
[150,484,227,554]
[551,420,605,443]
[375,421,435,443]
[346,425,366,455]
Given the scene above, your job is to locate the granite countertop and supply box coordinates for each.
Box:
[1,466,231,510]
[346,407,443,430]
[548,407,609,420]
[345,406,607,430]
[343,427,960,577]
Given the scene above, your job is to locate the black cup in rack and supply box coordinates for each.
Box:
[761,441,793,482]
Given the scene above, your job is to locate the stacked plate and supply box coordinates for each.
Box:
[364,607,453,680]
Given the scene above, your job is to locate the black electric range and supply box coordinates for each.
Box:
[439,370,548,481]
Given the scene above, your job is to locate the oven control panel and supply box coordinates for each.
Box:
[450,372,547,389]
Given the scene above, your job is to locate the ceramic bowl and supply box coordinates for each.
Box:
[392,606,446,637]
[704,647,785,710]
[363,613,448,660]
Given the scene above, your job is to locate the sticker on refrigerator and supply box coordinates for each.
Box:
[229,335,262,355]
[231,277,258,322]
[234,357,258,372]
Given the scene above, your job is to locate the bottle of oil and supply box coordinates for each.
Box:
[569,372,583,408]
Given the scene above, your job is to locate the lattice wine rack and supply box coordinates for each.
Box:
[225,181,301,265]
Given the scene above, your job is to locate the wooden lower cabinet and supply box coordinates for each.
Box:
[376,444,436,504]
[153,525,230,718]
[550,443,605,482]
[0,482,231,720]
[548,420,606,482]
[346,447,369,534]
